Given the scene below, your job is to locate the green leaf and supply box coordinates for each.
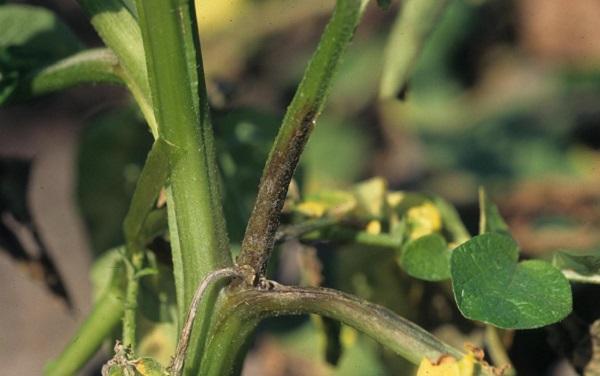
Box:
[478,187,509,235]
[0,4,82,103]
[451,233,572,329]
[400,233,450,281]
[123,139,172,249]
[90,247,127,301]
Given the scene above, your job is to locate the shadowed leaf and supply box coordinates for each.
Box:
[0,4,82,103]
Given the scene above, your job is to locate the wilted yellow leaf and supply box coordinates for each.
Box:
[296,201,329,218]
[417,346,483,376]
[353,177,388,218]
[407,202,442,239]
[417,355,461,376]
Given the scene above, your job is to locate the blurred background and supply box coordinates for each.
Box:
[2,0,600,374]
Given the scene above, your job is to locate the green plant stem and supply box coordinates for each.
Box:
[76,0,156,136]
[275,217,339,243]
[134,0,231,373]
[120,140,171,349]
[201,285,464,375]
[122,262,140,349]
[303,227,403,248]
[45,286,124,376]
[238,0,369,279]
[278,219,404,249]
[379,0,450,99]
[484,326,516,376]
[123,139,171,250]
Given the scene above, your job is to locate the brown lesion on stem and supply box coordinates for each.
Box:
[237,106,318,281]
[218,284,466,366]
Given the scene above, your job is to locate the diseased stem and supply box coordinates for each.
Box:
[201,285,464,375]
[239,286,465,363]
[238,0,370,279]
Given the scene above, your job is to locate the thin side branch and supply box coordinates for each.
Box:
[219,285,465,367]
[484,326,515,376]
[237,0,369,279]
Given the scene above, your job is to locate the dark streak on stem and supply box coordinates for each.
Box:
[237,0,365,281]
[237,107,317,278]
[219,285,465,366]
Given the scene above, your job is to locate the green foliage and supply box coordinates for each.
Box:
[90,247,127,301]
[451,232,572,329]
[2,0,583,374]
[400,233,451,281]
[450,189,572,328]
[0,4,82,103]
[123,139,172,250]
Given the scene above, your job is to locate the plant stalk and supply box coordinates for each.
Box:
[134,0,231,373]
[238,0,369,279]
[121,139,172,349]
[45,285,124,376]
[201,285,464,375]
[484,326,515,376]
[122,261,140,349]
